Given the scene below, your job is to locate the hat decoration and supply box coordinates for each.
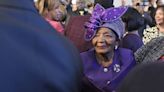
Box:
[84,4,128,41]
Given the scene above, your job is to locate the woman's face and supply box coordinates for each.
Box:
[92,27,117,54]
[155,8,164,25]
[50,4,67,21]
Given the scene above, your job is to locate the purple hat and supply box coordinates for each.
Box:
[84,4,128,41]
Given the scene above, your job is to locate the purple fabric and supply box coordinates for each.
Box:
[80,48,136,92]
[121,34,143,52]
[84,4,128,41]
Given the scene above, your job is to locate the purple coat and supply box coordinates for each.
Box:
[80,48,136,92]
[121,34,143,52]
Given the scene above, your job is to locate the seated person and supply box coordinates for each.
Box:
[121,7,144,52]
[143,5,164,44]
[80,4,136,92]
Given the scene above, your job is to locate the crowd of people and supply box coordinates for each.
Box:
[0,0,164,92]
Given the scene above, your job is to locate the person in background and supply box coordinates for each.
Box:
[64,0,87,26]
[117,62,164,92]
[131,0,150,37]
[143,5,164,44]
[156,0,164,6]
[60,0,71,6]
[85,0,95,14]
[131,0,157,37]
[143,0,157,27]
[95,0,114,8]
[64,0,93,53]
[121,7,144,52]
[80,4,136,92]
[143,5,156,29]
[132,0,142,9]
[35,0,66,35]
[0,0,82,92]
[149,0,158,8]
[135,36,164,64]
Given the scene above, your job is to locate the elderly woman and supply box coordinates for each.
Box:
[80,4,136,92]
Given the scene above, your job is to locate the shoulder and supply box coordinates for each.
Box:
[117,48,136,64]
[80,49,96,66]
[80,49,94,59]
[117,48,133,55]
[123,34,142,44]
[115,48,136,73]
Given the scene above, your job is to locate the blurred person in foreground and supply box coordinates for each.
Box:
[0,0,82,92]
[80,4,136,92]
[117,61,164,92]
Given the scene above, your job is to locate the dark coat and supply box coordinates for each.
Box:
[95,0,114,9]
[0,0,82,92]
[117,62,164,92]
[65,14,93,53]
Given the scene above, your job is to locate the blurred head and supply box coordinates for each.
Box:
[157,0,164,6]
[148,0,158,5]
[60,0,70,6]
[155,5,164,25]
[92,27,118,54]
[86,0,95,14]
[132,0,145,12]
[52,5,67,21]
[71,0,78,11]
[122,7,144,32]
[35,0,67,21]
[132,0,141,6]
[77,0,86,10]
[71,0,86,11]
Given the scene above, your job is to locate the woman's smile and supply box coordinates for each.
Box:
[96,45,108,49]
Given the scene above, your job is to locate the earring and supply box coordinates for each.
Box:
[115,45,118,50]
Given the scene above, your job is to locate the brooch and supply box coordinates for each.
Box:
[113,64,120,73]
